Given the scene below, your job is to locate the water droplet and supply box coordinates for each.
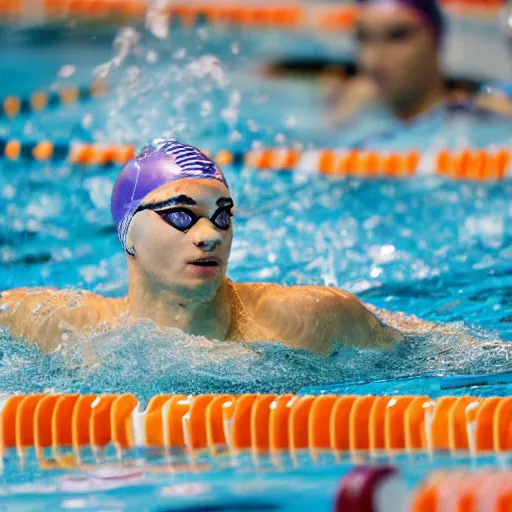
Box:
[57,65,76,78]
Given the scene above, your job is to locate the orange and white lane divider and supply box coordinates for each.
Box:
[0,1,501,28]
[0,138,136,166]
[2,393,512,468]
[0,80,108,119]
[234,147,511,180]
[412,469,512,512]
[0,140,510,180]
[0,0,353,31]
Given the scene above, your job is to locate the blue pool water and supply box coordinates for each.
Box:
[0,23,511,397]
[0,21,511,510]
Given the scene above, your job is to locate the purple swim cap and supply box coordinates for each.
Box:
[111,139,229,255]
[356,0,445,44]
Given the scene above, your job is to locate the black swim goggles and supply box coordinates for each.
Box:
[355,24,422,44]
[136,199,234,233]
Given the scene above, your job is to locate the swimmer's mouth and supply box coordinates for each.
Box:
[188,257,221,267]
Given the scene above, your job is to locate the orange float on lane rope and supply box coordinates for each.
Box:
[384,396,415,451]
[231,394,259,452]
[289,395,315,452]
[250,394,276,454]
[15,394,46,455]
[30,91,49,111]
[404,396,432,451]
[309,395,338,450]
[319,150,337,175]
[474,396,501,452]
[0,395,25,451]
[493,396,512,452]
[269,394,295,452]
[186,394,215,451]
[428,396,458,451]
[32,141,54,161]
[5,140,21,160]
[205,394,233,454]
[110,393,138,451]
[3,96,21,117]
[142,394,175,448]
[369,396,391,451]
[330,395,357,452]
[34,395,62,455]
[164,395,191,449]
[449,396,481,451]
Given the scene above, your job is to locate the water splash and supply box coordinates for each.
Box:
[90,13,247,148]
[0,308,510,399]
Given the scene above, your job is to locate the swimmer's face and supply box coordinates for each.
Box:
[127,178,233,301]
[356,4,439,105]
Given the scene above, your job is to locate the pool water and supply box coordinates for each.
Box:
[1,22,512,397]
[0,20,511,510]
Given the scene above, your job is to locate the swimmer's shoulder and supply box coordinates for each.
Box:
[229,282,348,353]
[231,281,355,307]
[0,287,126,315]
[229,281,403,353]
[0,287,127,351]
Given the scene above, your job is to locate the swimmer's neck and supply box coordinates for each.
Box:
[126,276,231,340]
[390,79,445,122]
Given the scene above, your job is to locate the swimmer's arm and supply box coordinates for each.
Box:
[0,288,60,351]
[0,288,122,352]
[474,94,512,117]
[254,285,403,355]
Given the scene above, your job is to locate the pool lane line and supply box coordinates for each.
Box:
[2,1,501,29]
[0,80,108,119]
[5,3,352,31]
[4,392,512,462]
[0,141,510,179]
[0,139,135,166]
[228,148,511,180]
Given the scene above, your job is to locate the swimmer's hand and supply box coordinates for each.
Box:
[0,288,125,352]
[250,284,403,355]
[474,93,512,117]
[319,74,378,127]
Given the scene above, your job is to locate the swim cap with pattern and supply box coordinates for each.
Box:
[355,0,445,45]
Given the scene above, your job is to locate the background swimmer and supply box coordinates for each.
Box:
[324,0,446,126]
[0,140,404,355]
[321,0,512,128]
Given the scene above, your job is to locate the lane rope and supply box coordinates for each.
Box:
[0,138,509,180]
[1,392,511,462]
[0,1,500,30]
[0,79,108,119]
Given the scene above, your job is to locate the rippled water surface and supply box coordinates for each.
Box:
[0,24,511,399]
[1,168,511,397]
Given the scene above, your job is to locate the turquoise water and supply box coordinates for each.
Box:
[1,170,511,398]
[0,451,447,511]
[0,23,511,398]
[0,22,511,510]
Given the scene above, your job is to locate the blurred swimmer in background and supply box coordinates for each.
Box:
[323,0,446,126]
[323,0,512,133]
[0,140,404,355]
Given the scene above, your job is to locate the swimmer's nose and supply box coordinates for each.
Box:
[361,44,386,73]
[192,219,223,251]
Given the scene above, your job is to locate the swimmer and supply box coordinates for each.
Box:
[0,140,404,354]
[324,0,446,126]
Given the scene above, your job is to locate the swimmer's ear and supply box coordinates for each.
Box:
[125,224,137,257]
